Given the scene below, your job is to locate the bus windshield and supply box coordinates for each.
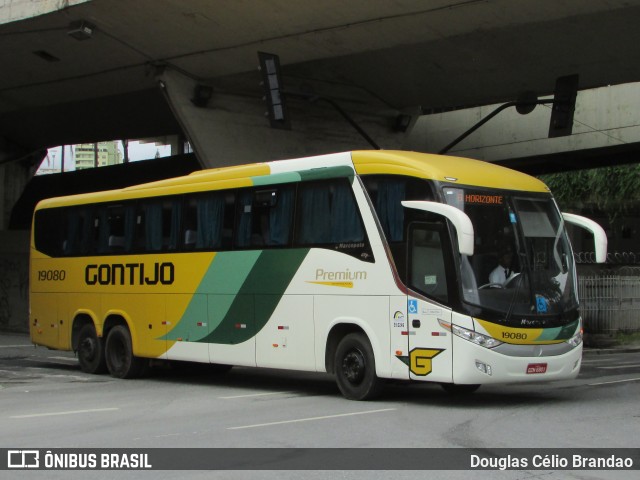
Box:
[443,187,577,324]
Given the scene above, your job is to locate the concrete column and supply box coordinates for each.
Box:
[158,69,412,168]
[0,230,29,332]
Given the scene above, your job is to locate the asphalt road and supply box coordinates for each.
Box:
[1,332,639,480]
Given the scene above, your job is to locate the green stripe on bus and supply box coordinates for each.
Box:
[298,166,354,182]
[201,249,309,344]
[250,166,354,188]
[164,249,310,344]
[536,319,579,341]
[252,172,302,186]
[163,251,261,342]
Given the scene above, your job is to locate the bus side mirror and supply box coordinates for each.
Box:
[402,201,475,256]
[561,213,608,263]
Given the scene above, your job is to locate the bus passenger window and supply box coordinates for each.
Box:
[236,190,253,248]
[141,199,181,252]
[373,179,406,242]
[361,176,435,243]
[101,205,134,253]
[195,193,225,249]
[235,186,294,248]
[34,208,65,257]
[297,183,330,244]
[266,186,294,246]
[66,207,98,256]
[296,179,364,245]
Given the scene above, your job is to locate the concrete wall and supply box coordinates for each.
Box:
[0,230,29,332]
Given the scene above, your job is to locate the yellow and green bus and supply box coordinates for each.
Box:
[30,150,607,399]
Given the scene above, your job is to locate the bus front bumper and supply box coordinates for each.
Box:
[450,335,583,385]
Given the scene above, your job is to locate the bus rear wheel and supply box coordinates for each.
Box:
[77,324,107,374]
[105,325,148,379]
[335,333,383,400]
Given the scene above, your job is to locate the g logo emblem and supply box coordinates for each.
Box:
[409,348,444,376]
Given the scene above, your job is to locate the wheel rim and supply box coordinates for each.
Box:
[341,348,366,385]
[79,337,97,362]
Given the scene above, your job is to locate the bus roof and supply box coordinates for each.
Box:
[352,150,548,192]
[36,150,548,209]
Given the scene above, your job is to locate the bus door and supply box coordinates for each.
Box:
[406,222,454,383]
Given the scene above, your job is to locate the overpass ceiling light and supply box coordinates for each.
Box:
[67,20,95,41]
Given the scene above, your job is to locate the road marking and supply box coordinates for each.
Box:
[48,356,78,362]
[596,364,640,369]
[588,377,640,386]
[10,408,119,419]
[219,391,293,399]
[0,344,32,348]
[228,408,396,430]
[25,358,75,364]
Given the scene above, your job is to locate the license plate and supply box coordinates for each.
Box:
[526,363,547,374]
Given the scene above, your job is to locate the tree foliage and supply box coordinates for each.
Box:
[539,164,640,222]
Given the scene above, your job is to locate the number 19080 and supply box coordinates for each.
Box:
[38,270,66,281]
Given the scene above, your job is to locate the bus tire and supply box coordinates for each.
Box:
[334,333,383,400]
[105,325,148,379]
[77,324,107,374]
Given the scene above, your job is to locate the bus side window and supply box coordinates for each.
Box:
[192,192,226,250]
[141,199,181,252]
[361,176,435,243]
[61,207,96,256]
[235,186,294,248]
[221,192,235,249]
[78,207,98,256]
[236,190,255,248]
[374,178,406,242]
[296,182,331,244]
[183,197,198,249]
[296,179,364,245]
[34,208,65,257]
[264,186,294,246]
[101,204,136,253]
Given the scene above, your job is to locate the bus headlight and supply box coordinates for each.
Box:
[565,329,583,348]
[438,319,503,349]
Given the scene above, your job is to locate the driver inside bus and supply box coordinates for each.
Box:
[489,248,515,286]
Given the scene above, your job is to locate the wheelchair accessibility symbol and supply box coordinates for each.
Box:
[408,299,418,314]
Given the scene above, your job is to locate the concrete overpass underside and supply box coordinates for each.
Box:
[1,0,640,332]
[3,0,640,170]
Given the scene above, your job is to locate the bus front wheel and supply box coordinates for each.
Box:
[77,324,106,374]
[105,325,148,379]
[335,333,383,400]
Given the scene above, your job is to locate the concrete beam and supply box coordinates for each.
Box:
[0,0,90,23]
[407,82,640,163]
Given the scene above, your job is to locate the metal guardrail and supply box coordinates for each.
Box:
[574,251,640,265]
[578,275,640,333]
